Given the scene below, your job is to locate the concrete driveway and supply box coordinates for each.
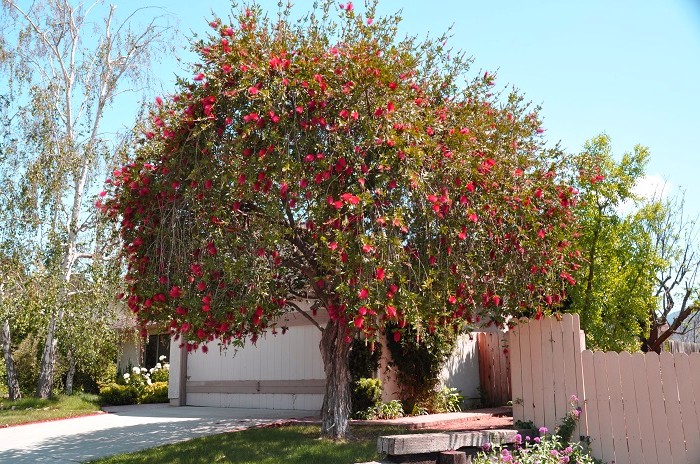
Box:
[0,404,319,463]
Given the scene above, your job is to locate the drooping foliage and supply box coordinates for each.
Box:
[102,1,578,437]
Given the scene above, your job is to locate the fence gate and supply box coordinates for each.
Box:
[509,313,700,464]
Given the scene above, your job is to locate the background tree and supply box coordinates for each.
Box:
[103,1,578,438]
[566,135,663,351]
[0,0,171,398]
[642,194,700,352]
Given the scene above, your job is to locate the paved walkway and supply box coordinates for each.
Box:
[0,404,319,463]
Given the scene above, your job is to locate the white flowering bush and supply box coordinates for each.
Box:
[101,357,170,405]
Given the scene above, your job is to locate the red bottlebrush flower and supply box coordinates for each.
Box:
[362,243,374,253]
[358,306,368,316]
[538,229,546,239]
[387,101,395,112]
[155,96,163,106]
[534,188,543,199]
[458,227,467,240]
[248,86,259,95]
[375,268,385,280]
[354,316,364,328]
[207,242,217,256]
[340,192,360,205]
[328,241,338,251]
[201,345,209,353]
[237,174,246,185]
[204,179,213,190]
[170,286,182,298]
[386,305,397,318]
[358,288,369,299]
[393,331,401,342]
[175,306,188,315]
[194,73,205,81]
[197,281,207,292]
[469,213,479,223]
[448,295,457,304]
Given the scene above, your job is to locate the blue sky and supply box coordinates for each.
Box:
[115,0,700,211]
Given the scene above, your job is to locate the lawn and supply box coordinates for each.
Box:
[0,392,102,427]
[88,424,409,464]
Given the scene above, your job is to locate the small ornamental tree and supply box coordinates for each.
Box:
[102,1,578,439]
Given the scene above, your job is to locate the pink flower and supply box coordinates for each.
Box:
[248,86,259,95]
[358,288,369,299]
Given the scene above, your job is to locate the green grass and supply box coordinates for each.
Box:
[0,392,102,427]
[89,424,412,464]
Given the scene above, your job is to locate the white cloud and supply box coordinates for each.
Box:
[632,174,672,201]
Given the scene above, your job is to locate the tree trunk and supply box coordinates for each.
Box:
[319,318,352,439]
[37,314,59,398]
[1,319,22,400]
[64,350,76,395]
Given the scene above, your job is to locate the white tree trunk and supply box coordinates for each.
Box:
[64,350,76,395]
[1,319,22,401]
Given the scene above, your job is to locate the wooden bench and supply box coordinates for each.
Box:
[359,428,536,464]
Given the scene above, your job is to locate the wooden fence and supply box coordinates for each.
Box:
[510,314,700,464]
[665,339,700,354]
[477,331,511,406]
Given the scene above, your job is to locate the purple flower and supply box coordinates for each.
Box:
[534,437,541,443]
[482,442,491,452]
[539,426,548,435]
[514,433,522,444]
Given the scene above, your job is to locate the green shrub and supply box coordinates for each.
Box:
[140,381,169,404]
[386,323,459,413]
[14,336,42,394]
[351,378,382,417]
[357,399,405,420]
[99,383,138,405]
[434,386,463,413]
[349,338,382,382]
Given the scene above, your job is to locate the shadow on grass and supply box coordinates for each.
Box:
[90,425,412,464]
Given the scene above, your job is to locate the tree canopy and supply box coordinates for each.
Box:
[103,1,579,438]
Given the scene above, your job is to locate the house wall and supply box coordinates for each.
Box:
[170,306,327,411]
[169,308,485,411]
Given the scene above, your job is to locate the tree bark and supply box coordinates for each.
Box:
[319,318,351,439]
[37,314,59,398]
[65,350,76,395]
[1,319,22,400]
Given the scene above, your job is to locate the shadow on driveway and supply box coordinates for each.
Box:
[0,404,319,463]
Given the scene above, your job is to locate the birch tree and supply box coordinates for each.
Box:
[0,0,171,398]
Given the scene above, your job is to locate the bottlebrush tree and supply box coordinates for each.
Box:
[101,1,579,438]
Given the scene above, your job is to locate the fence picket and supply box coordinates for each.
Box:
[509,325,524,422]
[582,350,602,459]
[540,317,556,431]
[674,353,700,461]
[550,316,566,426]
[520,318,534,422]
[593,351,614,463]
[529,318,544,427]
[631,352,658,464]
[646,353,673,463]
[660,352,688,463]
[571,314,586,438]
[618,351,644,464]
[606,352,628,464]
[688,353,700,461]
